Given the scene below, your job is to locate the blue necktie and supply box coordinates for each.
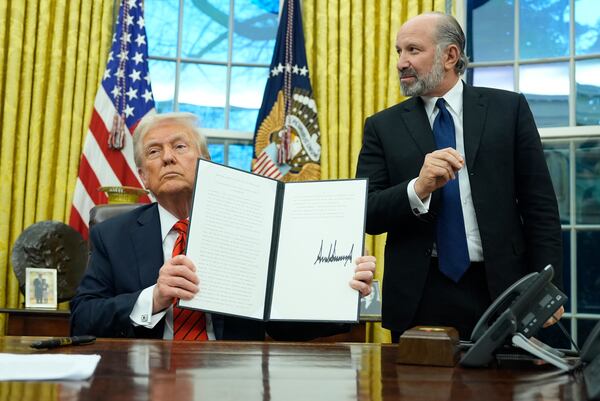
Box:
[432,98,470,282]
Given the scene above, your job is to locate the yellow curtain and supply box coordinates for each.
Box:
[0,0,114,333]
[303,0,449,342]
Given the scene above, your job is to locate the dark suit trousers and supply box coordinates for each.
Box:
[392,258,492,342]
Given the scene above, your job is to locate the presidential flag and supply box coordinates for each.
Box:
[69,0,154,239]
[253,0,320,182]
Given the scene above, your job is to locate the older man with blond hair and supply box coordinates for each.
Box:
[72,112,375,340]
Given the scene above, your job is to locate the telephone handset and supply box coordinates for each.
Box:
[460,265,567,367]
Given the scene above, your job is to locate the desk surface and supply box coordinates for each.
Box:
[0,336,589,401]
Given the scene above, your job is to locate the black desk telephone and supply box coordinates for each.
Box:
[460,265,567,368]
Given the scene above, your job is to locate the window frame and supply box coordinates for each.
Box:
[146,0,282,145]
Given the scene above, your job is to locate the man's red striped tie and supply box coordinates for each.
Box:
[171,219,208,341]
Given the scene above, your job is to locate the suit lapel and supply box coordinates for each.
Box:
[462,84,488,171]
[131,204,164,289]
[401,97,437,156]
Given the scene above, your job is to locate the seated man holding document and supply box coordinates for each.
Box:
[71,112,375,341]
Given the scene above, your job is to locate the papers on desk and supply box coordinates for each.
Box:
[0,353,101,381]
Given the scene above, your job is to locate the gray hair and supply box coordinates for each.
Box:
[132,112,209,168]
[427,12,469,75]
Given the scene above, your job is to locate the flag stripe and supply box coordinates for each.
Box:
[77,156,108,205]
[68,206,89,240]
[70,178,97,238]
[88,109,144,188]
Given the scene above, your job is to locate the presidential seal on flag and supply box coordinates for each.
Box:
[252,0,320,182]
[255,88,320,182]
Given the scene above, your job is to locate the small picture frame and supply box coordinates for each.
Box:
[360,279,382,321]
[25,267,57,309]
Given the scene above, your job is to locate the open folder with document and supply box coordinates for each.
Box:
[179,159,368,323]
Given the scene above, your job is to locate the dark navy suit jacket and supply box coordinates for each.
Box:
[70,203,347,340]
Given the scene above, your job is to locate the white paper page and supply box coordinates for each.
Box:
[181,160,278,319]
[0,353,101,381]
[269,180,366,321]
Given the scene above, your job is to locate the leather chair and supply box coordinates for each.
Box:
[89,203,145,228]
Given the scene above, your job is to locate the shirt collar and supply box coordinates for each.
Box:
[421,78,464,119]
[157,203,182,242]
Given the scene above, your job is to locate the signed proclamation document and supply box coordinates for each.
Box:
[179,159,367,322]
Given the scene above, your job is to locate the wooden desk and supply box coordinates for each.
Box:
[0,308,70,336]
[0,336,590,401]
[0,308,366,341]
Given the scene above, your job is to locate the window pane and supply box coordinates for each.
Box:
[182,0,229,61]
[520,0,569,59]
[178,63,227,129]
[467,66,514,91]
[229,66,269,131]
[575,0,600,55]
[544,142,570,224]
[233,0,278,64]
[520,63,569,128]
[228,143,253,171]
[468,0,514,62]
[208,143,225,164]
[576,59,600,126]
[577,231,600,314]
[576,139,600,224]
[149,59,176,112]
[145,0,179,58]
[578,319,600,349]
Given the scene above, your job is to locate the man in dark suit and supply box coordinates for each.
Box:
[356,12,563,341]
[71,112,375,341]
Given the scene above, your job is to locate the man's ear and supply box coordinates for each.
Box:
[444,44,460,71]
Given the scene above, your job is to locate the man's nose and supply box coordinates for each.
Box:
[397,54,409,70]
[161,146,176,164]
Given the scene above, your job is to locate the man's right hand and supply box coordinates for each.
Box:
[152,254,199,313]
[414,147,464,200]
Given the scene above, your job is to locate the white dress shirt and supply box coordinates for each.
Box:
[129,204,216,339]
[407,78,484,262]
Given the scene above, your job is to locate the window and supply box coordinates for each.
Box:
[466,0,600,128]
[145,0,280,170]
[466,0,600,347]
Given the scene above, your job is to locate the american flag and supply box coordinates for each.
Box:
[69,0,154,239]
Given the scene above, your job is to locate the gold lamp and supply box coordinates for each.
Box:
[99,186,149,204]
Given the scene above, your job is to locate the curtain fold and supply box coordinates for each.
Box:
[303,0,449,342]
[0,0,113,333]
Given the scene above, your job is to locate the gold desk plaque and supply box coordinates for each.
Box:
[99,186,148,204]
[397,326,459,367]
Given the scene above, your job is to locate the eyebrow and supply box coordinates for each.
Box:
[144,132,191,149]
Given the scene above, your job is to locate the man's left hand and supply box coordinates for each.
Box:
[543,305,565,328]
[350,255,376,296]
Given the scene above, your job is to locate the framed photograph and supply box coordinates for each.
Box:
[25,267,57,309]
[359,279,382,321]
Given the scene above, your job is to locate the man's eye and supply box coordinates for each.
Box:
[146,148,160,158]
[175,143,188,152]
